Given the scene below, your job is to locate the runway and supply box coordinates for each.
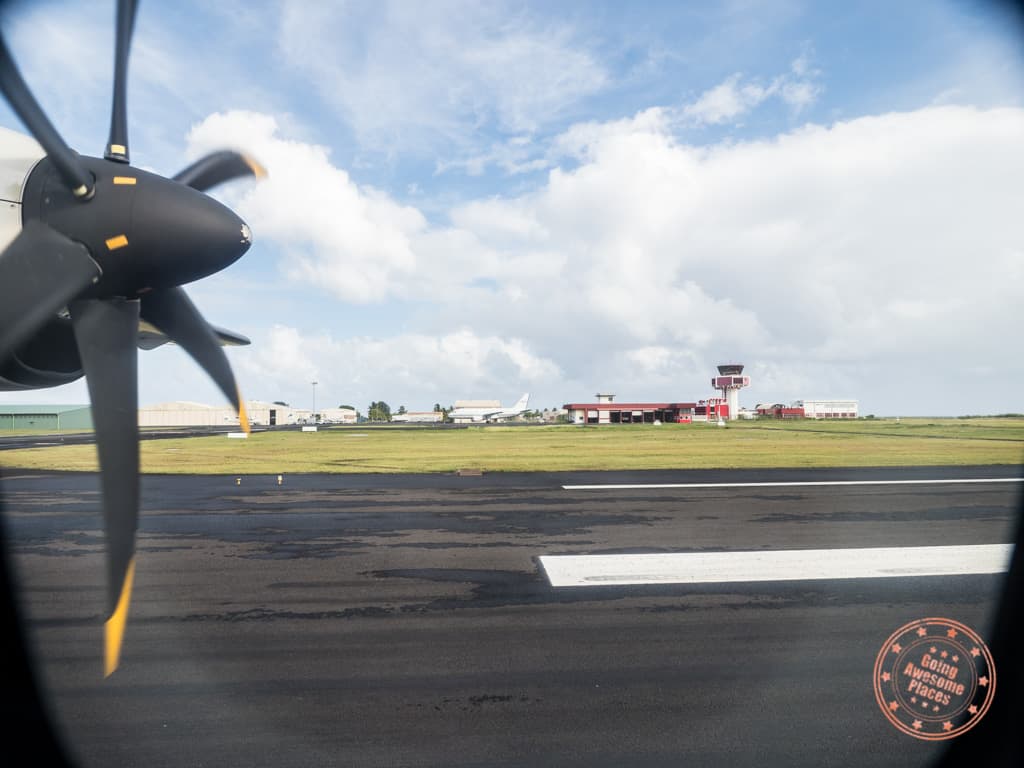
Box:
[2,465,1020,767]
[0,422,473,452]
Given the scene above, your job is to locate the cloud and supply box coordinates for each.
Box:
[681,55,822,125]
[276,0,608,156]
[186,111,426,303]
[236,326,561,408]
[683,73,774,125]
[2,6,1018,419]
[191,104,1023,414]
[488,104,1022,412]
[0,1,286,173]
[441,56,825,176]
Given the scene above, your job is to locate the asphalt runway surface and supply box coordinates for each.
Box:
[2,465,1021,767]
[0,423,474,452]
[0,427,245,451]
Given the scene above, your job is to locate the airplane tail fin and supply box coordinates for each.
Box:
[513,393,529,411]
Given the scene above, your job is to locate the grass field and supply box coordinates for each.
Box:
[1,417,1022,474]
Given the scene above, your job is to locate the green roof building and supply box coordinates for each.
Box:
[0,404,93,431]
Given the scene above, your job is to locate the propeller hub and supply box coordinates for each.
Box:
[21,156,252,296]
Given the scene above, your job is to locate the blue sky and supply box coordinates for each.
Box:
[1,0,1022,415]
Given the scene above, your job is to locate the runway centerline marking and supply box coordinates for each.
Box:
[539,544,1013,587]
[562,478,1022,490]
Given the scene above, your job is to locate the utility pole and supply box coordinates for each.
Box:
[312,380,318,424]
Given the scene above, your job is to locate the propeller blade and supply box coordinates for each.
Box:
[137,320,251,350]
[140,287,250,432]
[0,36,93,197]
[172,150,267,192]
[210,324,251,346]
[0,221,101,361]
[69,297,141,677]
[104,0,138,163]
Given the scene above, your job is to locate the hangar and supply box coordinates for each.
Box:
[137,401,357,428]
[138,401,243,428]
[0,404,93,431]
[1,401,360,431]
[135,399,360,430]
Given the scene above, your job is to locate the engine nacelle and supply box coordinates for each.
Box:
[0,315,83,390]
[0,125,44,250]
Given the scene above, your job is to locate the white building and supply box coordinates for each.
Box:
[793,400,859,419]
[137,401,356,428]
[138,401,238,428]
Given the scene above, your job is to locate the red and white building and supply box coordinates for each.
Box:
[754,403,805,419]
[563,394,729,425]
[562,364,857,425]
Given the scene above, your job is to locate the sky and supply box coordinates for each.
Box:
[1,0,1023,416]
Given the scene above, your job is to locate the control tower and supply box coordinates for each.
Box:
[712,364,750,421]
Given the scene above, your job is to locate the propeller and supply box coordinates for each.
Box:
[105,0,137,163]
[0,0,265,675]
[173,150,267,192]
[0,35,93,197]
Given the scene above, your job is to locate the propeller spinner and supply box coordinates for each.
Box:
[0,0,265,675]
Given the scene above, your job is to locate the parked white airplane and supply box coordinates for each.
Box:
[449,394,530,423]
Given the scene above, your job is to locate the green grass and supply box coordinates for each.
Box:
[739,417,1024,441]
[2,418,1022,474]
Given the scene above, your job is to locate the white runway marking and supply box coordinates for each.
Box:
[539,544,1014,587]
[562,478,1023,490]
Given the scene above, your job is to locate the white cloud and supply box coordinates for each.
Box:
[181,104,1024,414]
[1,1,286,173]
[780,80,819,110]
[683,73,773,125]
[681,55,822,125]
[552,107,673,162]
[1,6,1019,419]
[435,135,552,177]
[186,111,426,303]
[237,326,561,409]
[276,0,608,155]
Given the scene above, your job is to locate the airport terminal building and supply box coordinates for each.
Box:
[563,364,858,425]
[563,363,747,425]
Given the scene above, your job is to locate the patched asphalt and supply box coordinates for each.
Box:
[2,466,1020,767]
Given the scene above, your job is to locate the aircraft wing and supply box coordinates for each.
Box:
[137,319,251,350]
[449,410,496,421]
